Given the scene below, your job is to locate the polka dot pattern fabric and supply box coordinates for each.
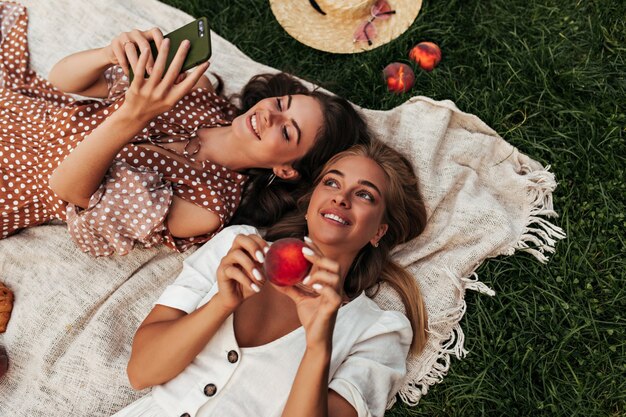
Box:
[0,3,247,256]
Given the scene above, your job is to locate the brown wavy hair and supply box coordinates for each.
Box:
[265,140,429,354]
[229,73,371,228]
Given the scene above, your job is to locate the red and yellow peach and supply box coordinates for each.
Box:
[409,41,442,72]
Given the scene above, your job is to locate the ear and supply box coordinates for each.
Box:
[273,165,300,181]
[370,223,389,247]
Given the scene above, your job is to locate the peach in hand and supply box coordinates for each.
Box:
[409,41,442,72]
[263,238,313,286]
[382,62,415,94]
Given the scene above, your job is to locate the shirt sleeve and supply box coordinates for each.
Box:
[65,160,172,257]
[155,224,260,313]
[103,65,129,101]
[329,310,413,417]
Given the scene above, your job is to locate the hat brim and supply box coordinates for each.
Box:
[270,0,423,54]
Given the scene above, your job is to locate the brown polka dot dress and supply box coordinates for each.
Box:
[0,4,248,256]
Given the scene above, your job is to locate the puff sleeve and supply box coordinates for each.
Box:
[155,224,259,313]
[329,310,413,417]
[103,65,129,101]
[65,160,172,257]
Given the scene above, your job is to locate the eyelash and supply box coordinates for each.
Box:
[357,191,374,201]
[276,98,290,142]
[323,177,338,188]
[322,177,375,202]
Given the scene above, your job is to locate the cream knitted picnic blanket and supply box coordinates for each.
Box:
[0,0,565,415]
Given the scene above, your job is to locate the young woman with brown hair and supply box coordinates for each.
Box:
[0,21,369,256]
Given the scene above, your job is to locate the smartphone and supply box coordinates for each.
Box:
[129,17,211,82]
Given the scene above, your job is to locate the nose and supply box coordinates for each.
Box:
[261,108,284,128]
[332,190,351,208]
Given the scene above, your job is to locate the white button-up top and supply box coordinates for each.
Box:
[127,225,412,417]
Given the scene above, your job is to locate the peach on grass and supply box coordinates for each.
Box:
[409,41,442,72]
[382,62,415,94]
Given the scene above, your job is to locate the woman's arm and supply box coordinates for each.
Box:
[166,197,222,238]
[48,107,147,208]
[48,28,165,98]
[47,47,112,97]
[49,39,208,208]
[127,233,268,389]
[127,295,234,390]
[278,247,357,417]
[282,346,357,417]
[283,345,332,417]
[282,345,357,417]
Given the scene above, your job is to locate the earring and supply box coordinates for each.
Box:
[373,241,379,248]
[266,173,277,187]
[305,214,308,220]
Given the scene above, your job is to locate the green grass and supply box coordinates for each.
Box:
[161,0,625,415]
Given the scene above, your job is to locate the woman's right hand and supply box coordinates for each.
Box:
[106,28,164,76]
[215,234,269,311]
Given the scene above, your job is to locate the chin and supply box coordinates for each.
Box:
[231,114,246,137]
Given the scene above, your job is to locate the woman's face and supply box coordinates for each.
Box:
[231,94,323,179]
[306,155,389,254]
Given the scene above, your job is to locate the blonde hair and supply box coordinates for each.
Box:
[266,140,429,354]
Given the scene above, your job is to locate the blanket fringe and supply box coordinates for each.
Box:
[394,270,494,406]
[509,165,566,263]
[462,272,496,296]
[396,323,467,405]
[394,166,566,407]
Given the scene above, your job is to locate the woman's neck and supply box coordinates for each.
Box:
[195,126,252,171]
[313,243,359,289]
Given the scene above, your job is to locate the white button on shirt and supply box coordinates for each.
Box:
[113,225,413,417]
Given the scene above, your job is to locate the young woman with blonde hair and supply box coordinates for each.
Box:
[115,140,428,417]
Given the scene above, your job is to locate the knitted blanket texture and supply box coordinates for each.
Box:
[0,0,565,414]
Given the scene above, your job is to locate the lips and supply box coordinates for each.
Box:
[320,210,351,226]
[247,113,261,140]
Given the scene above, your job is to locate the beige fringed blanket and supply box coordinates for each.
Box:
[0,0,565,415]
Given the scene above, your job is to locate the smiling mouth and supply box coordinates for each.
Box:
[322,212,350,226]
[250,113,261,139]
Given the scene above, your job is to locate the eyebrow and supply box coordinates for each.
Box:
[287,95,302,144]
[325,169,382,196]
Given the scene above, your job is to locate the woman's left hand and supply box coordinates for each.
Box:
[273,240,345,349]
[120,38,209,124]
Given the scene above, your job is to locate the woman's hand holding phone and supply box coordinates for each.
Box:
[119,38,209,125]
[106,28,164,77]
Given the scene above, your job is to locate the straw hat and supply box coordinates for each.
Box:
[269,0,422,54]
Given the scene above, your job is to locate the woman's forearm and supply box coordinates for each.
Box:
[127,293,235,390]
[282,344,332,417]
[49,107,147,208]
[48,46,112,96]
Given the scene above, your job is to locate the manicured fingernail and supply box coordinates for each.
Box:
[304,236,313,244]
[263,246,270,254]
[251,283,261,293]
[255,250,265,263]
[302,275,311,285]
[252,268,263,282]
[312,283,323,292]
[302,247,314,257]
